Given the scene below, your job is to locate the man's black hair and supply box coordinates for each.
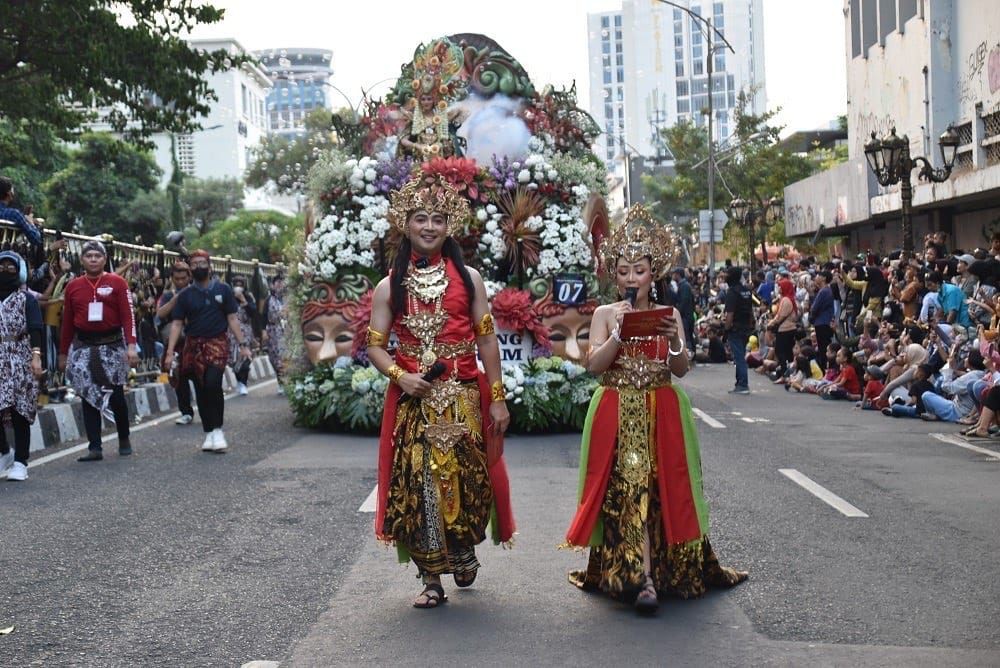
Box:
[0,176,12,200]
[725,265,743,286]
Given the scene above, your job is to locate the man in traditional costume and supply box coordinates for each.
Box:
[164,251,251,453]
[367,177,515,609]
[565,205,747,614]
[0,251,43,481]
[59,240,139,462]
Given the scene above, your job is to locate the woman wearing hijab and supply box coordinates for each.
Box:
[0,252,45,481]
[766,278,799,381]
[877,342,928,404]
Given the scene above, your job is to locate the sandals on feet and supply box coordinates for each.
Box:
[413,582,447,609]
[453,570,478,588]
[634,578,659,615]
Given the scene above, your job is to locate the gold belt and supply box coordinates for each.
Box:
[397,340,476,359]
[600,354,672,391]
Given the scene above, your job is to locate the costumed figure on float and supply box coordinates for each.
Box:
[564,204,748,615]
[366,176,515,609]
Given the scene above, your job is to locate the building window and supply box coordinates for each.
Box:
[605,103,613,119]
[601,15,609,28]
[673,8,682,20]
[602,41,610,54]
[675,34,683,47]
[676,62,684,77]
[615,30,622,40]
[603,55,611,67]
[692,30,702,45]
[241,83,249,118]
[899,0,917,26]
[693,59,703,75]
[603,70,612,84]
[616,41,623,53]
[715,54,725,71]
[879,0,896,42]
[861,0,877,54]
[603,87,612,99]
[617,86,624,101]
[676,80,689,96]
[614,14,621,27]
[616,67,624,81]
[728,91,735,107]
[713,2,723,13]
[677,99,690,113]
[616,53,624,66]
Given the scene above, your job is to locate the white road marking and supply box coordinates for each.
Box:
[1,379,279,478]
[359,485,378,512]
[778,468,869,518]
[731,411,743,416]
[691,407,725,429]
[930,433,1000,461]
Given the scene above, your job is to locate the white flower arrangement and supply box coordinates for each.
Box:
[531,203,593,277]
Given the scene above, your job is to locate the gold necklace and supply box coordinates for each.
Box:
[403,260,448,303]
[401,259,450,371]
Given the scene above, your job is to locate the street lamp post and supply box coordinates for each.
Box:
[863,125,960,260]
[656,0,735,278]
[729,196,783,274]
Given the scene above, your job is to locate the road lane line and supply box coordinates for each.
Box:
[778,468,869,518]
[931,433,1000,461]
[1,378,279,477]
[358,485,378,512]
[691,407,725,429]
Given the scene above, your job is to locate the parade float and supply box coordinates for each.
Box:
[287,34,612,433]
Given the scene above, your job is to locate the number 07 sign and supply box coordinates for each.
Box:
[553,273,587,306]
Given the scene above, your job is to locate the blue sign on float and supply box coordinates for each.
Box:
[553,273,587,306]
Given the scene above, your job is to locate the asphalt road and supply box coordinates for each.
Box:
[2,365,999,667]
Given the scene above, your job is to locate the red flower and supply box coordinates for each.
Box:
[490,288,551,349]
[422,156,480,192]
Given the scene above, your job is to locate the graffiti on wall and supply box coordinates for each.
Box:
[959,39,1000,107]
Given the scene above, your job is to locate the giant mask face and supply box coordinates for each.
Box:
[301,276,373,366]
[535,291,598,364]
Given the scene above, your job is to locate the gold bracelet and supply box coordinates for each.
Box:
[490,379,507,402]
[475,313,496,336]
[366,327,388,348]
[386,364,405,384]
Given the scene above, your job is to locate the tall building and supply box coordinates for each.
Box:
[255,48,335,136]
[587,0,766,166]
[784,0,1000,256]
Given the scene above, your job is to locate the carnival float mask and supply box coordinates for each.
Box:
[546,308,592,363]
[302,312,355,364]
[300,278,372,366]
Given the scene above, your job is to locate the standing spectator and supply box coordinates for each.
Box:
[262,274,288,393]
[38,254,72,400]
[810,271,835,371]
[672,268,696,353]
[157,262,196,425]
[58,241,139,463]
[228,274,257,396]
[757,270,775,308]
[723,266,754,395]
[164,251,251,453]
[0,252,43,481]
[767,277,798,380]
[0,176,43,247]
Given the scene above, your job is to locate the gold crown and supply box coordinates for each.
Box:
[387,178,470,236]
[600,204,679,280]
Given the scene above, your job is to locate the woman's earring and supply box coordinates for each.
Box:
[651,284,658,301]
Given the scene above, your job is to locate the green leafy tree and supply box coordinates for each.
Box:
[0,1,239,144]
[44,133,161,237]
[194,209,301,262]
[644,92,817,263]
[0,120,69,215]
[181,177,244,234]
[246,108,337,194]
[127,189,171,244]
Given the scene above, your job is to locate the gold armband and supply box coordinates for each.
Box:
[490,379,507,402]
[386,364,405,384]
[474,313,496,337]
[366,327,388,348]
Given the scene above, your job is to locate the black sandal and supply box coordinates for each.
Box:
[453,570,478,588]
[413,582,447,609]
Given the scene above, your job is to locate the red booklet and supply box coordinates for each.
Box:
[620,307,673,339]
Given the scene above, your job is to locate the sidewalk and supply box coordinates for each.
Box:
[24,356,277,455]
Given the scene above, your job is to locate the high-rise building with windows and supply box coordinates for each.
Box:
[255,48,335,136]
[587,0,766,167]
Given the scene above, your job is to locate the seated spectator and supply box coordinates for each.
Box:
[0,176,43,247]
[791,343,838,393]
[858,365,886,410]
[820,347,863,401]
[878,342,928,404]
[882,363,936,418]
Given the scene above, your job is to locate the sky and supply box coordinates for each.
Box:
[189,0,847,134]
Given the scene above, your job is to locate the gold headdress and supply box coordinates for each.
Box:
[600,204,679,280]
[387,177,471,236]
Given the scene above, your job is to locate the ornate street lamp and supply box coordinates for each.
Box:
[863,124,959,259]
[729,196,783,273]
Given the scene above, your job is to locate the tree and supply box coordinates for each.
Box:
[0,1,239,144]
[245,108,337,194]
[128,190,171,244]
[181,177,244,235]
[644,92,817,262]
[0,120,69,215]
[44,133,161,237]
[193,209,301,262]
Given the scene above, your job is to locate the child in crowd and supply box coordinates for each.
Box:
[858,365,887,410]
[821,347,863,400]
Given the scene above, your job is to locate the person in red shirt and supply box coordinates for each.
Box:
[58,240,139,462]
[820,347,863,401]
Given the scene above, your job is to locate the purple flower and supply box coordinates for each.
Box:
[375,156,416,194]
[490,155,519,193]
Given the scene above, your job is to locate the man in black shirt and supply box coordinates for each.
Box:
[723,266,754,394]
[156,261,196,424]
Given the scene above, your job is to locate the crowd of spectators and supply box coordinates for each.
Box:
[680,229,1000,440]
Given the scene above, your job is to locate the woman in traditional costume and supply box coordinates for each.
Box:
[565,205,747,614]
[367,177,515,609]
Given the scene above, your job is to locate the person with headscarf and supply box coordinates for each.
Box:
[877,342,928,404]
[766,277,799,381]
[756,270,775,308]
[0,252,43,481]
[261,274,287,394]
[163,250,251,453]
[58,240,139,462]
[227,274,258,396]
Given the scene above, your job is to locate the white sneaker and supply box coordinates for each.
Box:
[237,382,249,396]
[0,450,13,474]
[202,432,216,451]
[276,386,285,396]
[6,461,27,481]
[211,428,228,452]
[175,414,194,425]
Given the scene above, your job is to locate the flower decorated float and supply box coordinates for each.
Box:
[288,34,612,433]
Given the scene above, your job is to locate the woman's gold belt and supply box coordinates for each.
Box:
[600,354,672,391]
[396,340,476,359]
